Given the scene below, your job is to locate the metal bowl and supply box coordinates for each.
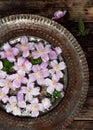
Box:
[0,14,89,130]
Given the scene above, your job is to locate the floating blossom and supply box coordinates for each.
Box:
[26,98,44,117]
[29,64,49,85]
[5,96,21,116]
[0,43,19,62]
[45,77,63,94]
[21,82,40,102]
[16,36,34,57]
[9,73,28,90]
[32,42,50,62]
[42,98,51,110]
[13,57,32,75]
[52,10,67,20]
[0,78,12,93]
[0,88,8,103]
[49,60,66,79]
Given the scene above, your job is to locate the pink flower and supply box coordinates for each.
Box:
[29,64,49,85]
[26,98,44,117]
[16,36,34,57]
[45,77,63,94]
[32,42,50,62]
[9,73,28,90]
[21,82,40,102]
[13,57,32,75]
[49,60,66,79]
[0,43,19,62]
[52,10,67,20]
[0,88,8,103]
[42,98,51,110]
[0,78,12,93]
[5,96,21,116]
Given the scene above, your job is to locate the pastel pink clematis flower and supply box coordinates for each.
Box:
[45,77,63,94]
[0,78,12,94]
[49,60,66,79]
[16,36,34,57]
[0,43,19,62]
[13,57,32,75]
[5,96,21,116]
[26,98,44,117]
[0,88,8,103]
[29,64,49,85]
[9,73,28,90]
[42,98,51,110]
[52,10,67,20]
[32,42,51,62]
[21,82,40,102]
[0,61,7,78]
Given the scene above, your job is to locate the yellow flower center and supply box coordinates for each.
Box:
[11,103,16,109]
[17,75,21,81]
[27,89,31,93]
[39,50,44,55]
[5,81,11,88]
[52,81,56,88]
[32,105,38,111]
[21,45,27,50]
[6,51,11,55]
[54,65,59,71]
[0,92,3,98]
[19,65,25,70]
[36,71,41,78]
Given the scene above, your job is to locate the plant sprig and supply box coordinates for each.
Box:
[71,19,90,37]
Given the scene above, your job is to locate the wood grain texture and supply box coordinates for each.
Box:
[0,0,93,21]
[0,1,92,129]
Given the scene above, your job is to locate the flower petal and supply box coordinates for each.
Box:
[21,36,28,44]
[0,61,3,69]
[23,50,29,57]
[3,43,10,51]
[49,50,57,60]
[55,47,62,54]
[47,86,54,94]
[41,54,49,62]
[35,42,44,51]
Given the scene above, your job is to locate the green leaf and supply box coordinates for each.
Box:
[78,19,85,33]
[2,67,8,72]
[52,90,62,99]
[31,57,42,65]
[2,59,14,72]
[2,59,14,67]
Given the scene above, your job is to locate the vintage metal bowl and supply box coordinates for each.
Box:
[0,14,89,130]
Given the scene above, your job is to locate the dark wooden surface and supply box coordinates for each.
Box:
[0,0,93,21]
[0,1,93,129]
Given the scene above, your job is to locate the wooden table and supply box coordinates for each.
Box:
[0,1,93,129]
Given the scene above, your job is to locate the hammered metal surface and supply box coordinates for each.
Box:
[0,14,89,130]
